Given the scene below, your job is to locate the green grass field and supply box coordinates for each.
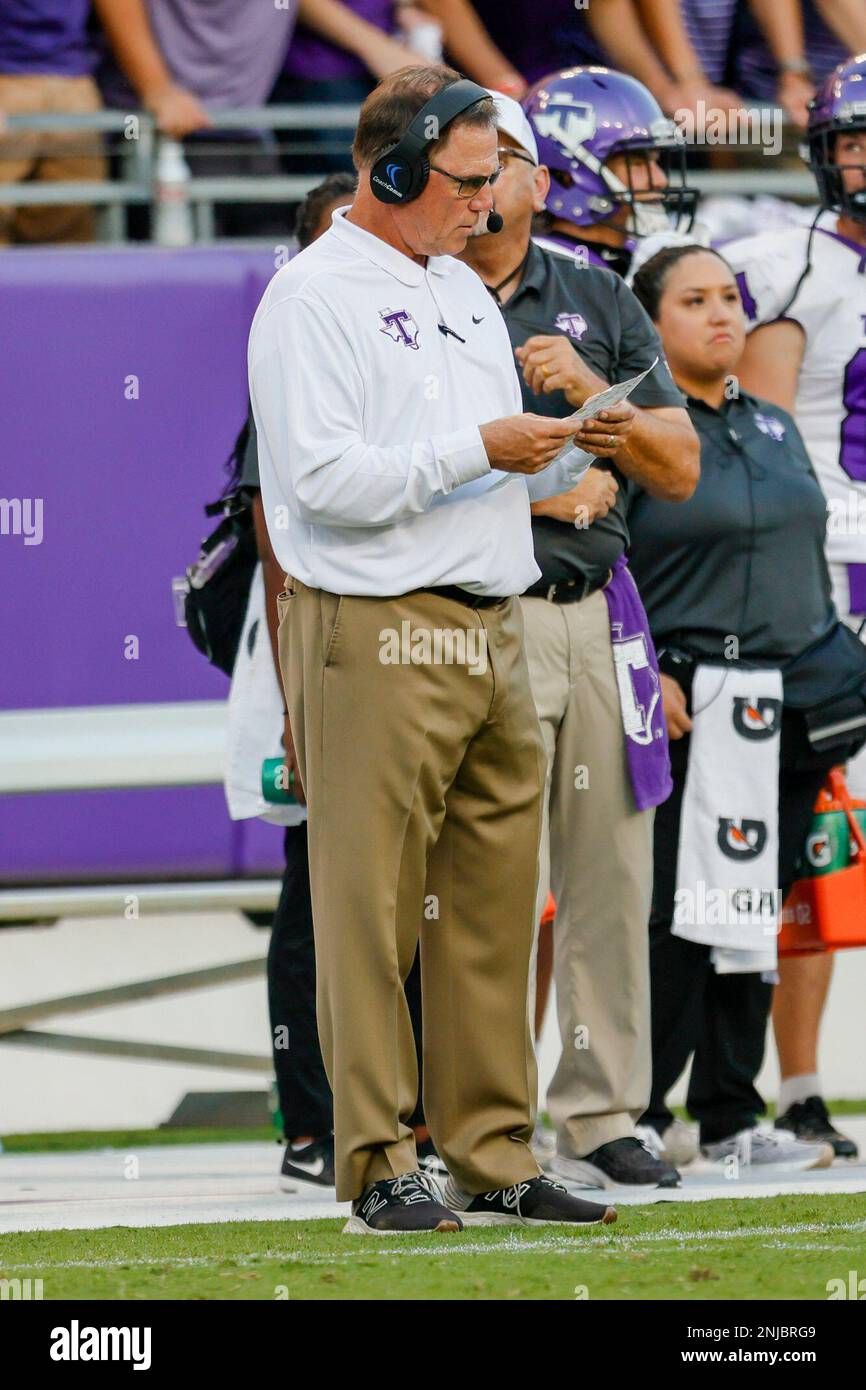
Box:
[1,1126,276,1153]
[2,1195,864,1300]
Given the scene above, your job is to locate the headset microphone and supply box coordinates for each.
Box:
[486,211,504,233]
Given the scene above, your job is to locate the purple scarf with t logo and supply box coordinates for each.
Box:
[602,556,672,811]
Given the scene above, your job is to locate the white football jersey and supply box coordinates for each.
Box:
[724,217,866,564]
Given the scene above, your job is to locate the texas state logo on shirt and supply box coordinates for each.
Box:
[753,411,786,442]
[554,310,588,340]
[378,307,420,350]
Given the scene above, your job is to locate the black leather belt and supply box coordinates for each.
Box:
[525,571,610,605]
[424,584,509,609]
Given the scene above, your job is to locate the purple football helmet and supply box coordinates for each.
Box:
[808,56,866,223]
[523,66,698,236]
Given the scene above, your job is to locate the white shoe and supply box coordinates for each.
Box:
[701,1126,834,1175]
[636,1119,699,1168]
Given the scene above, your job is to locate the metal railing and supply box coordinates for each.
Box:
[0,102,817,244]
[0,701,284,923]
[1,104,363,243]
[0,957,272,1072]
[0,700,278,1070]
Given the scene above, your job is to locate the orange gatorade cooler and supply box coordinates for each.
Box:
[780,767,866,954]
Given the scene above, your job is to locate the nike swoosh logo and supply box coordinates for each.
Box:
[288,1154,325,1176]
[472,314,485,324]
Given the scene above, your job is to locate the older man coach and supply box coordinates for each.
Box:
[249,65,617,1234]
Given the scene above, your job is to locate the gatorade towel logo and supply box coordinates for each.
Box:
[717,818,768,860]
[731,696,782,740]
[806,831,833,869]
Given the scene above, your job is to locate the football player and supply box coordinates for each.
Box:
[522,65,699,277]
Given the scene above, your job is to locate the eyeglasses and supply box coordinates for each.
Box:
[428,163,503,198]
[497,147,537,167]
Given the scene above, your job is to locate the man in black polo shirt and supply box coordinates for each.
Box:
[461,93,699,1189]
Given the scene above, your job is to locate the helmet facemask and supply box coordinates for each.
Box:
[808,120,866,224]
[548,137,698,238]
[602,143,699,236]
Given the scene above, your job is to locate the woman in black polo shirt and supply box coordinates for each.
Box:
[628,245,866,1172]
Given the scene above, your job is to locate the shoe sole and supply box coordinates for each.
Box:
[458,1207,617,1227]
[280,1171,334,1190]
[774,1130,859,1162]
[341,1216,462,1235]
[551,1157,673,1191]
[702,1143,834,1174]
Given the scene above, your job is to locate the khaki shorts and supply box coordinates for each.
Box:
[0,73,107,244]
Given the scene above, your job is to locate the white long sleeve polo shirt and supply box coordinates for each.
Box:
[247,207,544,597]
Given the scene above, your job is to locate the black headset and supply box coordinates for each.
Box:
[370,78,491,206]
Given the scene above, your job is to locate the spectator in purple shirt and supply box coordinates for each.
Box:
[283,0,524,93]
[0,0,284,244]
[96,0,296,127]
[95,0,300,236]
[471,0,743,126]
[275,0,525,171]
[735,1,866,128]
[638,1,862,133]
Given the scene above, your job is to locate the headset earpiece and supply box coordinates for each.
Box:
[369,78,489,206]
[370,150,429,205]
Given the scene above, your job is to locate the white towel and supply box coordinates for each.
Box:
[673,665,782,971]
[224,564,307,828]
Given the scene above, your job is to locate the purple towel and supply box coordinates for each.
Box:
[602,556,672,812]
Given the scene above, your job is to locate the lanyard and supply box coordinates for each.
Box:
[485,247,531,306]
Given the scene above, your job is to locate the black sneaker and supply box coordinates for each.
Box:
[343,1172,463,1235]
[551,1136,681,1190]
[444,1173,616,1226]
[775,1096,859,1159]
[280,1135,335,1190]
[417,1137,449,1180]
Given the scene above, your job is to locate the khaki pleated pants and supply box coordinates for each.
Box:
[522,591,654,1158]
[278,579,545,1201]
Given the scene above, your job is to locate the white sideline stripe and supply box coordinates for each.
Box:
[4,1137,865,1233]
[4,1219,865,1268]
[0,701,227,792]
